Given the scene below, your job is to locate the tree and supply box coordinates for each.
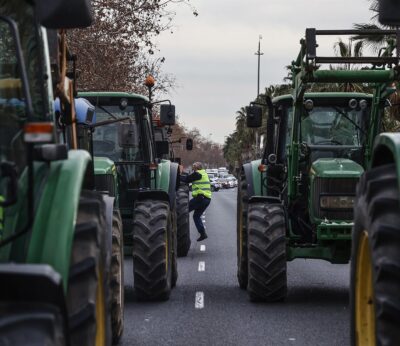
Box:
[68,0,197,94]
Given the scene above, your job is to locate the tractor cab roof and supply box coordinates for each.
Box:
[79,91,149,105]
[272,92,373,105]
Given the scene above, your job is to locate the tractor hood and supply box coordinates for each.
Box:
[94,157,116,175]
[310,158,364,178]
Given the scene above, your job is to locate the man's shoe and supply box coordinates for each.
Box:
[197,232,208,242]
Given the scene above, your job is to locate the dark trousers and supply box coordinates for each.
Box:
[189,195,211,234]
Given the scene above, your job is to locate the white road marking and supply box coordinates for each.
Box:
[200,245,206,252]
[288,338,296,341]
[195,291,204,309]
[198,261,205,271]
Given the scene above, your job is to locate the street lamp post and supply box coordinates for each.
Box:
[255,34,263,97]
[254,35,263,158]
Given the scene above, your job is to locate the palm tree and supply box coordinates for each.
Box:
[308,39,370,93]
[352,0,396,51]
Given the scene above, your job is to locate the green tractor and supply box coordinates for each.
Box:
[61,97,125,343]
[79,91,180,301]
[153,118,193,257]
[237,28,400,302]
[350,2,400,345]
[0,1,117,345]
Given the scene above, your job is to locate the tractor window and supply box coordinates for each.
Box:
[285,107,294,145]
[92,105,142,162]
[301,106,364,146]
[0,19,27,172]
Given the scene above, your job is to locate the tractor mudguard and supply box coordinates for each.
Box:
[27,150,91,292]
[156,159,179,206]
[243,159,263,198]
[371,133,400,195]
[248,196,282,205]
[137,190,170,205]
[0,263,67,319]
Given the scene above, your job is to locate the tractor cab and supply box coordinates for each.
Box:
[238,27,400,302]
[80,93,157,216]
[297,94,370,165]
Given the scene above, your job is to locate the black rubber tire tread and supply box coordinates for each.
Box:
[176,184,191,257]
[237,171,249,289]
[0,305,66,346]
[171,205,178,288]
[133,199,173,301]
[67,190,109,346]
[111,210,124,344]
[247,202,287,302]
[351,164,400,346]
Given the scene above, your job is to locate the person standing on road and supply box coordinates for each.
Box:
[180,162,211,241]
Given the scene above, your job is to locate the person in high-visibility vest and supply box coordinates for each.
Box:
[180,162,211,241]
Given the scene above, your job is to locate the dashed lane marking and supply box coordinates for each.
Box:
[198,261,205,271]
[195,292,204,309]
[200,245,206,252]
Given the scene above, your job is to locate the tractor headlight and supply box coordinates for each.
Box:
[320,195,355,209]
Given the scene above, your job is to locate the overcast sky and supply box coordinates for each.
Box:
[156,0,374,143]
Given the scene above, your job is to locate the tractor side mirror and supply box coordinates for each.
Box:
[160,104,176,125]
[186,138,193,151]
[156,140,170,156]
[118,122,138,148]
[246,105,262,128]
[35,0,93,28]
[379,0,400,26]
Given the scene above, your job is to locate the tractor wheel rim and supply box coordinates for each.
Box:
[95,267,106,346]
[355,231,376,346]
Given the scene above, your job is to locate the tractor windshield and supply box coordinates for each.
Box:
[92,105,142,162]
[301,106,365,146]
[0,19,27,172]
[284,103,368,165]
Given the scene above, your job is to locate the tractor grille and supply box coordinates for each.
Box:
[95,174,116,197]
[312,177,358,220]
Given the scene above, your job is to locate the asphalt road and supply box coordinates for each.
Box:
[120,188,350,346]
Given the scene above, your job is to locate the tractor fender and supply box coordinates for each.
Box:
[371,133,400,194]
[243,159,263,198]
[0,263,68,322]
[155,160,178,206]
[137,190,170,206]
[27,150,91,292]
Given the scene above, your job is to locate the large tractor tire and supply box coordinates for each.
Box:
[171,206,178,288]
[67,190,111,346]
[351,164,400,346]
[132,199,173,301]
[0,305,66,345]
[176,184,191,257]
[237,171,249,289]
[111,211,124,344]
[247,202,287,302]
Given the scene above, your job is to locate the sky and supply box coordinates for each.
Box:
[156,0,374,144]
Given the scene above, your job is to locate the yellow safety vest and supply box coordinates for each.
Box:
[192,169,212,199]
